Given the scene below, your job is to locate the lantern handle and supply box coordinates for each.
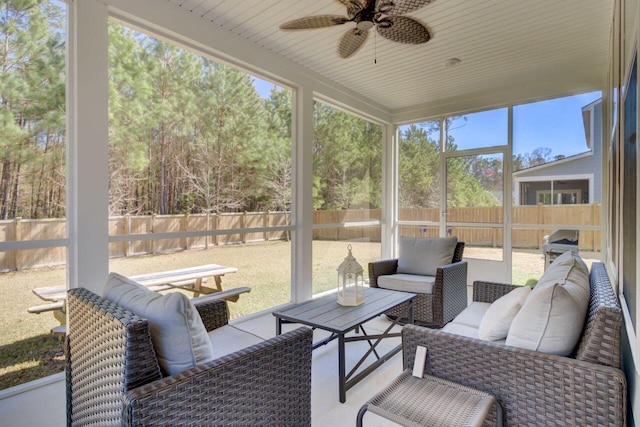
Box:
[347,243,352,253]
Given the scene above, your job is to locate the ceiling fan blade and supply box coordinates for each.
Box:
[376,15,430,44]
[280,15,350,30]
[335,0,366,8]
[338,28,369,58]
[378,0,433,15]
[335,0,367,19]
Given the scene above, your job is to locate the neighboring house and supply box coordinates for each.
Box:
[513,99,602,205]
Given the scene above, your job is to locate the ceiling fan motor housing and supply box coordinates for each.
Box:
[357,20,374,30]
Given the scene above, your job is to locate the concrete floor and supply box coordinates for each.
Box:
[0,312,405,427]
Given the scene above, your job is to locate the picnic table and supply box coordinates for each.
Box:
[28,264,247,331]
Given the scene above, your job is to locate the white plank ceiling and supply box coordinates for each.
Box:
[165,0,614,113]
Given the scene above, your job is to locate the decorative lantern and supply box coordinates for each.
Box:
[337,244,364,306]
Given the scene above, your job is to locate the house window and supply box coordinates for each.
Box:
[536,189,582,205]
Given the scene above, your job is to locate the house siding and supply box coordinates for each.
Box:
[515,102,602,204]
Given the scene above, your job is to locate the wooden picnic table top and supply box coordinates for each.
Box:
[32,263,238,302]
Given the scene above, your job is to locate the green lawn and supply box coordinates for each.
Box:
[0,241,599,389]
[0,240,381,388]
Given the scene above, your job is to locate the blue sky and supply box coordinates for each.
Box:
[512,92,601,157]
[252,77,279,99]
[252,76,600,159]
[401,91,601,158]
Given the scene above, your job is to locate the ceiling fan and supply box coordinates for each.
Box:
[279,0,433,59]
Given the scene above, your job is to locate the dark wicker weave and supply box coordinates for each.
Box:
[400,262,626,426]
[369,241,467,327]
[66,288,313,426]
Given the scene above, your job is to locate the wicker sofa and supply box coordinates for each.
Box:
[368,240,467,327]
[400,262,626,426]
[66,287,313,426]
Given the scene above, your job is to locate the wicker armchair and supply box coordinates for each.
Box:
[400,262,626,426]
[369,241,467,327]
[66,288,313,426]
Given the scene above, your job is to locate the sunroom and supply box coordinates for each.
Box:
[0,0,636,425]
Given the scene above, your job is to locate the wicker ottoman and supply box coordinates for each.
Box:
[357,370,502,427]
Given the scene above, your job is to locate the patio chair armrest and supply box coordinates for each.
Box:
[123,326,313,426]
[436,260,468,325]
[472,280,520,303]
[401,325,626,426]
[192,298,229,331]
[368,259,398,287]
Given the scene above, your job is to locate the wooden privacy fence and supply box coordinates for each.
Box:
[394,203,601,251]
[0,218,66,272]
[108,212,291,258]
[0,212,291,272]
[0,204,601,272]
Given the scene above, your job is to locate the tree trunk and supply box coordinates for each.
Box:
[0,159,12,219]
[9,162,21,218]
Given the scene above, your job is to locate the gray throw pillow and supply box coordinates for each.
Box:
[103,272,214,376]
[397,236,458,276]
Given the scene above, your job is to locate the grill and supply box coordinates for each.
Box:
[543,230,579,269]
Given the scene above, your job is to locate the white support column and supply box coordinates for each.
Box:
[381,124,397,259]
[439,118,447,237]
[505,106,514,283]
[67,0,109,293]
[291,87,314,303]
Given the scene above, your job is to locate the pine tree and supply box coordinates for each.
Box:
[398,124,440,209]
[182,60,268,213]
[108,23,153,215]
[0,0,65,219]
[313,101,382,211]
[263,87,292,212]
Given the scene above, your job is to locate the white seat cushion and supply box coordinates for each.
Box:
[103,272,214,376]
[208,325,265,359]
[443,322,506,345]
[450,302,491,329]
[397,237,458,276]
[478,286,531,341]
[505,252,590,355]
[442,322,481,340]
[377,274,436,294]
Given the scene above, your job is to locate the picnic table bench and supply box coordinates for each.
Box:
[28,264,247,332]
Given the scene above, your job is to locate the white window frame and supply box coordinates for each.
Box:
[513,173,594,206]
[535,188,583,205]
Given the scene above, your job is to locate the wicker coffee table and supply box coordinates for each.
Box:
[357,370,503,427]
[273,287,415,403]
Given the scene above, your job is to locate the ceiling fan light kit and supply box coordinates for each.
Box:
[279,0,433,59]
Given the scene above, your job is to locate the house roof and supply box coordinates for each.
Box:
[513,151,594,176]
[160,0,612,118]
